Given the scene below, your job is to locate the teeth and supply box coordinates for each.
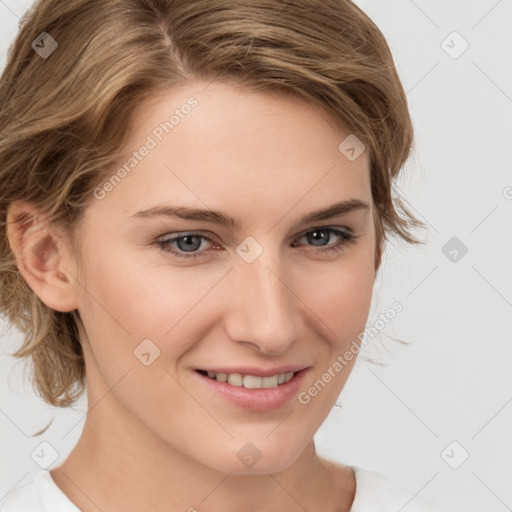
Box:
[243,375,262,389]
[216,372,228,383]
[203,370,296,388]
[227,373,243,387]
[262,375,279,388]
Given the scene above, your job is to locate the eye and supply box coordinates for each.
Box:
[155,232,215,259]
[154,227,358,260]
[291,227,357,255]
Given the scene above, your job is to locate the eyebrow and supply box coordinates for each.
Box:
[129,199,369,230]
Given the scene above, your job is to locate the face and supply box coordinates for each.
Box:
[66,81,376,474]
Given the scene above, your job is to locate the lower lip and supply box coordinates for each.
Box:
[193,369,309,412]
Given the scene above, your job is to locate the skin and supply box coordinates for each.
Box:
[7,80,378,512]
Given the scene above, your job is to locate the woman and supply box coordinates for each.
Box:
[0,0,449,510]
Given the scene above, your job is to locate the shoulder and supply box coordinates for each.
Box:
[0,470,80,512]
[351,467,451,512]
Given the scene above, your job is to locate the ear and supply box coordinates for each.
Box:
[6,200,79,313]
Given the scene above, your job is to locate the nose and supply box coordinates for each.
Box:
[223,249,301,355]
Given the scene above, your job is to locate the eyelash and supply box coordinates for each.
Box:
[154,227,358,260]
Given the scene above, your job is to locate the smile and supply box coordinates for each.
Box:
[196,369,296,389]
[193,367,310,411]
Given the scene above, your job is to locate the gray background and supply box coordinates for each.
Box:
[1,1,511,511]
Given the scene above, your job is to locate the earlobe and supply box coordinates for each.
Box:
[6,201,79,313]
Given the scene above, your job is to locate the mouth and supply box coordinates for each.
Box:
[193,367,310,412]
[195,369,298,389]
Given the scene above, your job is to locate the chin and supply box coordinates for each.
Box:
[197,438,306,476]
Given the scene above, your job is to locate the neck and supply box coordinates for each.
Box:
[50,395,355,512]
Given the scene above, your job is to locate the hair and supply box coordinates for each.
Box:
[0,0,426,411]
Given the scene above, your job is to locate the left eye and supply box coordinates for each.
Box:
[155,227,358,260]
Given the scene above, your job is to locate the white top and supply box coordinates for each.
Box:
[0,467,450,511]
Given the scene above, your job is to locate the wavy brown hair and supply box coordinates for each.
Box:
[0,0,426,411]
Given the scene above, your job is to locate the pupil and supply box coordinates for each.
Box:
[309,230,327,246]
[180,235,200,251]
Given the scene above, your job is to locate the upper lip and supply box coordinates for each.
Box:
[196,364,310,378]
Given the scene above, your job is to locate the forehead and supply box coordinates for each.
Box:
[95,81,372,223]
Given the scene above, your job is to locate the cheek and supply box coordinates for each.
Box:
[76,244,227,374]
[295,258,374,416]
[301,253,375,344]
[74,248,203,418]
